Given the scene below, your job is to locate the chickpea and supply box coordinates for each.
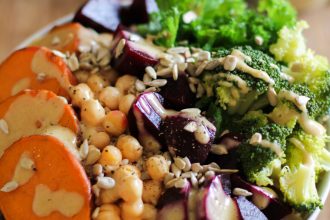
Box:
[100,187,120,204]
[74,70,90,83]
[99,204,120,215]
[120,199,144,220]
[81,99,106,126]
[113,165,141,181]
[118,175,143,202]
[90,132,111,150]
[69,83,94,106]
[115,74,137,94]
[142,180,163,205]
[103,111,128,136]
[87,74,108,94]
[142,204,157,220]
[99,86,122,110]
[99,145,122,166]
[119,94,136,115]
[146,155,169,181]
[80,124,101,141]
[117,135,143,162]
[96,211,120,220]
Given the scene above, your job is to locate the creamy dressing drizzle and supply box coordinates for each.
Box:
[223,49,275,85]
[13,152,35,186]
[298,113,326,137]
[32,184,84,217]
[218,73,250,94]
[31,49,71,92]
[41,126,81,160]
[0,92,66,158]
[278,90,310,112]
[11,78,31,96]
[259,140,283,157]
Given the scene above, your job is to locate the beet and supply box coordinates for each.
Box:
[161,110,216,163]
[159,73,195,110]
[120,0,158,25]
[234,196,268,220]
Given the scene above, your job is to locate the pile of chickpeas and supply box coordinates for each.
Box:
[69,70,172,220]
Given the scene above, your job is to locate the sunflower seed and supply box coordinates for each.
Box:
[157,67,172,77]
[167,47,189,54]
[189,83,197,93]
[92,184,101,197]
[172,64,179,80]
[144,87,158,92]
[135,79,146,92]
[92,164,103,176]
[191,173,198,187]
[231,87,240,100]
[178,62,188,72]
[174,157,186,170]
[96,176,116,189]
[0,119,9,134]
[182,157,191,172]
[249,133,262,145]
[52,50,66,58]
[255,36,264,46]
[181,108,201,115]
[164,173,175,184]
[184,121,198,133]
[233,188,253,197]
[205,170,215,180]
[196,83,205,98]
[224,55,238,71]
[175,178,188,188]
[166,177,179,188]
[92,207,100,219]
[86,147,101,165]
[79,139,89,159]
[267,87,278,106]
[146,66,157,79]
[1,181,18,192]
[144,79,167,88]
[143,73,152,83]
[115,39,126,58]
[197,51,211,61]
[205,59,221,70]
[195,61,207,76]
[188,77,200,84]
[211,144,228,155]
[160,57,174,67]
[191,163,203,173]
[171,164,182,177]
[99,55,111,67]
[198,176,205,184]
[67,54,80,71]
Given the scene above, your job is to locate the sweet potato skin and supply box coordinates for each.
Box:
[0,135,91,220]
[0,47,77,102]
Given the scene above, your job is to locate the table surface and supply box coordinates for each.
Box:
[0,0,329,219]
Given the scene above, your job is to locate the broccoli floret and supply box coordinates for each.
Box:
[237,122,293,186]
[280,137,323,213]
[204,46,289,115]
[268,100,299,128]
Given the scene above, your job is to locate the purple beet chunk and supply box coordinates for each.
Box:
[120,0,158,25]
[197,175,240,220]
[234,196,268,220]
[161,111,216,163]
[231,175,291,220]
[157,182,190,220]
[206,132,243,169]
[128,92,165,152]
[73,0,121,33]
[159,73,195,110]
[110,26,160,77]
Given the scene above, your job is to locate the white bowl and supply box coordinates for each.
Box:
[14,14,330,220]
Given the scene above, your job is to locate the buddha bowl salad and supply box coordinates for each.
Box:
[0,0,329,219]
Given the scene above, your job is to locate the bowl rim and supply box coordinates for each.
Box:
[14,13,330,220]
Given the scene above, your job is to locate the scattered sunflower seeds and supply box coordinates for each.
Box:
[233,188,253,197]
[96,176,116,189]
[1,181,18,192]
[0,119,9,134]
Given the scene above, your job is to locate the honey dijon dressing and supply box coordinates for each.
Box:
[0,92,66,158]
[32,184,84,217]
[11,77,31,96]
[31,49,71,91]
[13,152,35,186]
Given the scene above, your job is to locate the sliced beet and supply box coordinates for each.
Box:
[197,175,240,220]
[157,182,190,220]
[110,26,161,76]
[161,110,216,163]
[128,92,166,152]
[120,0,158,25]
[73,0,121,33]
[206,132,243,169]
[159,73,195,110]
[234,196,268,220]
[231,175,291,220]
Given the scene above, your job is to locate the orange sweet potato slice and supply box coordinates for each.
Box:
[32,22,99,53]
[0,90,79,157]
[0,135,91,220]
[0,46,77,102]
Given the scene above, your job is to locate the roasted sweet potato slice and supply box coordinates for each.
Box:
[0,90,79,157]
[32,22,100,53]
[0,135,91,220]
[0,46,77,102]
